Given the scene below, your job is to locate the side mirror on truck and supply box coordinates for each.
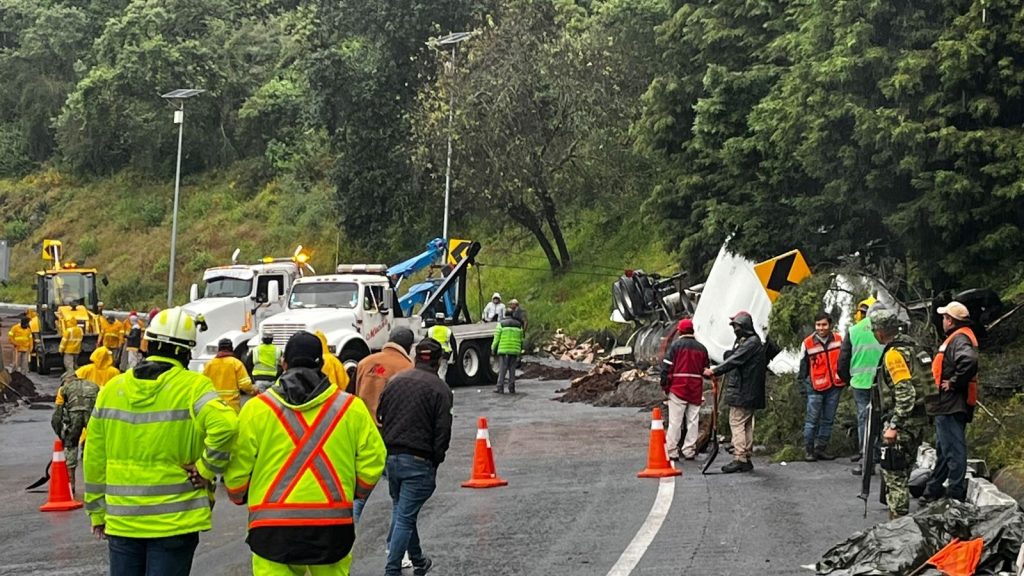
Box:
[267,280,280,304]
[189,284,199,303]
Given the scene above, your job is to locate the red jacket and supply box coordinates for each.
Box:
[660,335,710,404]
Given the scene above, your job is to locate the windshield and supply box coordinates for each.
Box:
[289,282,359,309]
[48,272,97,309]
[204,276,253,298]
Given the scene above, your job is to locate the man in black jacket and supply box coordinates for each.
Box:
[921,301,979,503]
[704,311,766,474]
[377,339,453,576]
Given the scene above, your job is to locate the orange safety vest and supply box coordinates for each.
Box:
[932,327,978,407]
[247,390,356,529]
[804,332,844,392]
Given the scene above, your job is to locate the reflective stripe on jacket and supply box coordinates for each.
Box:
[83,357,239,537]
[203,355,255,412]
[60,325,84,355]
[848,319,883,390]
[803,332,844,391]
[253,344,281,377]
[223,385,385,530]
[8,325,33,351]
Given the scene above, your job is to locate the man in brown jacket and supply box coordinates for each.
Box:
[352,326,414,522]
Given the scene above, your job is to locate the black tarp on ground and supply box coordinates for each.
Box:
[816,500,1024,575]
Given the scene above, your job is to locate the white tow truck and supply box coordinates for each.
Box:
[184,248,313,373]
[253,242,498,386]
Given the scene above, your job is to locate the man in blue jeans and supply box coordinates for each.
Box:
[799,312,844,461]
[377,339,453,576]
[922,301,979,503]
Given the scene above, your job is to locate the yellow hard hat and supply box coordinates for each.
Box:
[145,307,199,348]
[854,296,877,322]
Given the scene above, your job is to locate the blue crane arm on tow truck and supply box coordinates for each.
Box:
[387,238,457,317]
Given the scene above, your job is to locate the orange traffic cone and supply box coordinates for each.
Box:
[461,417,509,489]
[40,440,83,512]
[637,407,682,478]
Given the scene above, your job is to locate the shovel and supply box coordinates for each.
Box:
[25,461,51,490]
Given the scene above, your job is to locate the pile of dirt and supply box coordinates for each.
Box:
[519,363,589,381]
[543,329,604,363]
[556,362,663,407]
[1,371,43,404]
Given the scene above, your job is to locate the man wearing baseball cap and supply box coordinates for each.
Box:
[661,318,710,461]
[921,301,979,504]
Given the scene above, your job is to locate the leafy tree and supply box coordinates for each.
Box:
[413,0,664,271]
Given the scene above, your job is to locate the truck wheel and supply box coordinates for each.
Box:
[338,349,364,384]
[456,342,487,387]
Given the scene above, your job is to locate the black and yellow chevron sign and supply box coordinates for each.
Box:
[447,238,473,266]
[754,249,812,302]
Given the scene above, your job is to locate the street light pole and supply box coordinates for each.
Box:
[168,102,185,308]
[430,32,473,245]
[442,43,456,243]
[160,88,204,308]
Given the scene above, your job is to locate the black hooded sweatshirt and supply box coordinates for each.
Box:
[711,313,768,409]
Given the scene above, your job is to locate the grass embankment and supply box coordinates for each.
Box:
[1,167,350,309]
[1,168,674,337]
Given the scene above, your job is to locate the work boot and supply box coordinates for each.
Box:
[851,464,862,476]
[493,388,504,394]
[850,453,862,463]
[721,460,752,474]
[814,448,836,461]
[413,556,433,576]
[804,448,817,462]
[918,492,942,505]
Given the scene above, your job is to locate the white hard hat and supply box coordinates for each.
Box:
[492,292,502,300]
[145,307,199,348]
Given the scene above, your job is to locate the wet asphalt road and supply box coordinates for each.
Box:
[0,372,884,576]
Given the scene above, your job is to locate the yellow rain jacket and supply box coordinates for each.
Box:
[59,323,84,355]
[84,356,238,538]
[316,331,350,391]
[76,347,121,387]
[203,353,255,412]
[7,324,33,352]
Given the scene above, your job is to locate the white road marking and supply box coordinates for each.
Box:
[606,476,676,576]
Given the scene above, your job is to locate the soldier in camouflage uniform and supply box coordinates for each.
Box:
[870,308,930,518]
[51,373,99,494]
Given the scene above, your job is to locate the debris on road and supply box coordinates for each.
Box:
[519,362,589,381]
[556,360,663,407]
[815,500,1024,575]
[543,329,603,363]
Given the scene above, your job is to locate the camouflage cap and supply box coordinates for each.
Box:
[870,307,902,331]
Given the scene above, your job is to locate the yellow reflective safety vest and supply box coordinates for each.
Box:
[83,356,239,538]
[224,380,385,532]
[428,325,453,353]
[253,343,281,378]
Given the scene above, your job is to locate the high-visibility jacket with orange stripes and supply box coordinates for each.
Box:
[83,356,239,538]
[224,373,385,563]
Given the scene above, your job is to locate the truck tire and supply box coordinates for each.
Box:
[234,343,251,375]
[338,349,364,384]
[455,341,488,387]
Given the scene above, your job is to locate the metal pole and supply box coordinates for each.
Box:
[442,44,456,243]
[168,103,185,308]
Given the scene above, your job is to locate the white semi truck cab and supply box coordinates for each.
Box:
[254,244,498,386]
[184,250,311,372]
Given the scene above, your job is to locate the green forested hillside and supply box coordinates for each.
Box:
[2,0,1024,331]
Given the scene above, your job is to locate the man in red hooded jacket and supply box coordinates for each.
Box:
[660,318,710,460]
